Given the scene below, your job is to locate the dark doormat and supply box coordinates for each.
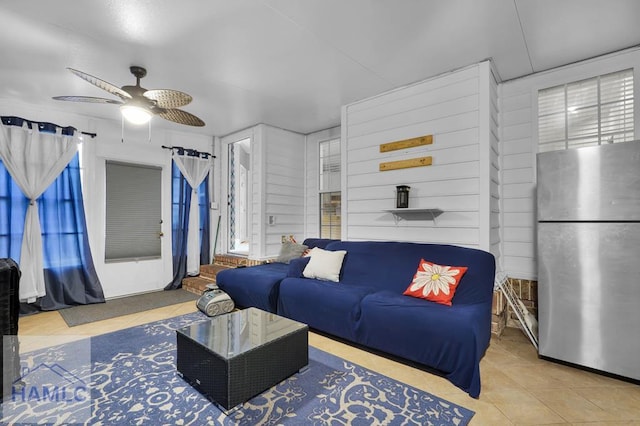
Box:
[58,289,199,327]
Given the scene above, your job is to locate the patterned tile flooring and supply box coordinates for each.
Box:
[18,302,640,425]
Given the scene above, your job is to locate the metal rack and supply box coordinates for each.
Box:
[495,272,538,349]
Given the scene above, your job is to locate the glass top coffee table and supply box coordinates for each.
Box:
[176,307,308,412]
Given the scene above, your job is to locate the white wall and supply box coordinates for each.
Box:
[341,61,499,255]
[304,126,341,238]
[88,123,212,298]
[260,124,306,257]
[499,46,640,280]
[0,100,213,299]
[219,124,305,260]
[483,65,501,266]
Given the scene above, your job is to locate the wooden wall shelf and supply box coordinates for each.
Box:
[379,156,432,172]
[384,208,443,225]
[380,135,433,152]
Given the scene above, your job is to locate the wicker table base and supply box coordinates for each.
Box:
[176,307,308,411]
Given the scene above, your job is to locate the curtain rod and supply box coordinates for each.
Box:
[161,145,215,159]
[0,116,97,138]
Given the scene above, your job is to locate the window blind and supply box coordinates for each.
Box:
[538,69,634,152]
[105,161,161,262]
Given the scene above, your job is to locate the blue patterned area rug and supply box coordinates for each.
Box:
[3,312,474,425]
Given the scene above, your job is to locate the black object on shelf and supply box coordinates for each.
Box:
[396,185,410,208]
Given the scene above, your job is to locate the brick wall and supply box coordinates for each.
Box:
[491,278,538,336]
[491,290,508,336]
[182,255,266,295]
[213,255,265,268]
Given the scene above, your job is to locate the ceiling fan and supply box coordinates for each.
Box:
[53,66,205,127]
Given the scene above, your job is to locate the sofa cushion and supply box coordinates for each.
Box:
[324,241,495,305]
[302,238,340,249]
[403,259,468,306]
[215,263,289,313]
[356,290,491,398]
[302,247,346,282]
[287,256,311,278]
[278,277,376,341]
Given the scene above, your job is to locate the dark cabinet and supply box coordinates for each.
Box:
[0,258,20,398]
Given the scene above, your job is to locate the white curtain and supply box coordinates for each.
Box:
[174,153,211,276]
[0,123,79,302]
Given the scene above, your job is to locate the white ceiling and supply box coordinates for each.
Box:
[1,0,639,137]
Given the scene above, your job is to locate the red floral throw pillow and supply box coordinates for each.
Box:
[403,259,468,306]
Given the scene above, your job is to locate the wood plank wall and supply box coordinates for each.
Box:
[487,66,501,264]
[261,125,306,257]
[342,62,495,249]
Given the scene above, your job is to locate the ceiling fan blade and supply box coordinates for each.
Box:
[67,68,132,100]
[53,95,123,104]
[157,108,205,127]
[144,89,192,108]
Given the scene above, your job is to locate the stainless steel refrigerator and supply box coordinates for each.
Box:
[537,140,640,381]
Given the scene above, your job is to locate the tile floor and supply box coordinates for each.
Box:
[18,302,640,425]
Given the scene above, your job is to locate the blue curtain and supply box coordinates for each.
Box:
[0,160,28,261]
[38,154,104,309]
[199,177,210,265]
[0,153,105,310]
[165,161,210,290]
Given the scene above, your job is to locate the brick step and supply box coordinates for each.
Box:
[182,275,215,296]
[213,254,264,267]
[182,258,265,295]
[199,264,232,280]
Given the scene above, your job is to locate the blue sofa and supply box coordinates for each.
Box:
[217,240,495,398]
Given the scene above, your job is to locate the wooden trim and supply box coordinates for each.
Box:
[380,134,432,152]
[379,156,432,171]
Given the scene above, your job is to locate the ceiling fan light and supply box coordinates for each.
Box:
[120,105,152,125]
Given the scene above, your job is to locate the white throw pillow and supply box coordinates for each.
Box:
[302,247,347,282]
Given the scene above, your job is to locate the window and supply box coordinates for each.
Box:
[319,138,341,239]
[538,69,634,152]
[40,154,86,268]
[0,154,90,269]
[105,161,161,262]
